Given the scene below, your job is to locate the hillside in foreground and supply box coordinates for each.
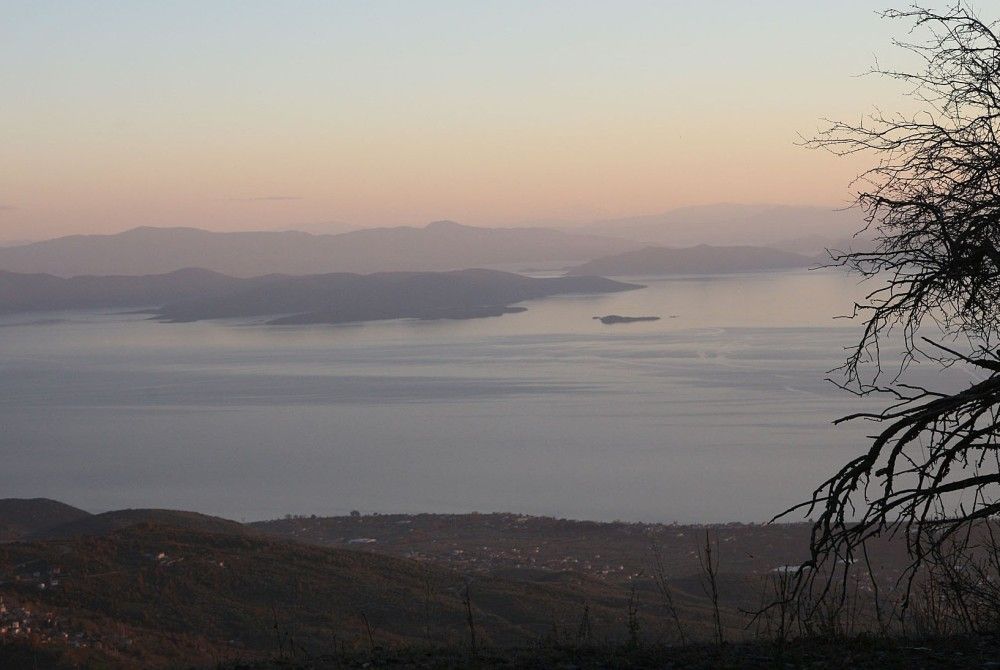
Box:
[0,502,741,668]
[223,636,1000,669]
[0,500,941,669]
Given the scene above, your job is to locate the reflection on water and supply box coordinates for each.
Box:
[0,270,882,522]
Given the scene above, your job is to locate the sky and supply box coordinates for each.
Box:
[1,1,922,239]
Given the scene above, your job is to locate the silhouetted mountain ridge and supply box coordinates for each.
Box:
[567,244,817,276]
[573,203,866,253]
[0,223,641,277]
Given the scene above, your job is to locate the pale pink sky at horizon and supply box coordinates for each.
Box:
[2,1,925,240]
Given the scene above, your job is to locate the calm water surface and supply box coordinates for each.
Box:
[0,270,881,522]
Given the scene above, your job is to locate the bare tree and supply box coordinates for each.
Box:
[649,535,688,644]
[783,3,1000,612]
[698,531,725,645]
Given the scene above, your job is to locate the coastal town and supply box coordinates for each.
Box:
[252,513,822,583]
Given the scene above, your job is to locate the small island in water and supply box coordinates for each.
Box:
[593,314,661,324]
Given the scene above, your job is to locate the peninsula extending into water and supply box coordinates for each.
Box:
[0,268,642,325]
[594,314,661,324]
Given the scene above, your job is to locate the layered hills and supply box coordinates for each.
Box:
[0,222,640,278]
[573,203,865,253]
[0,499,924,669]
[567,245,817,276]
[0,499,734,668]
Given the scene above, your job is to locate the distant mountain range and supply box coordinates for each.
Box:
[570,203,868,254]
[0,239,35,248]
[0,267,641,325]
[0,221,640,278]
[567,244,818,276]
[0,206,872,278]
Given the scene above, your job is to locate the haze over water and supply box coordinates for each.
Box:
[1,269,876,523]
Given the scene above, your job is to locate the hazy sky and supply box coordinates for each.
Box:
[3,1,917,239]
